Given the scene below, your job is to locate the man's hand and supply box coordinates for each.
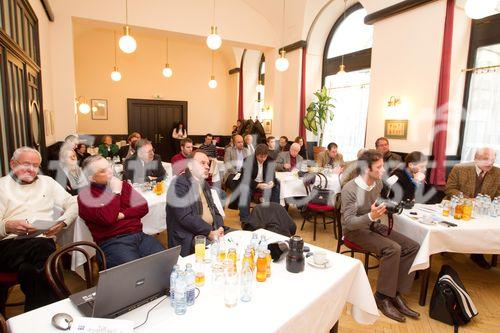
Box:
[216,227,224,237]
[117,212,125,221]
[208,227,225,240]
[5,220,37,235]
[267,181,274,188]
[44,221,67,237]
[283,163,291,170]
[256,183,267,190]
[370,202,386,220]
[109,177,123,194]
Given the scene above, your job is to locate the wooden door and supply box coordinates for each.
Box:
[127,99,187,161]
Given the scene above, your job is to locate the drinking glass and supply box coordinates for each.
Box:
[195,235,206,262]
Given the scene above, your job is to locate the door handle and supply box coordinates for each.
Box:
[154,133,158,143]
[159,134,165,141]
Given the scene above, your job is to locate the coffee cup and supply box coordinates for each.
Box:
[313,251,327,265]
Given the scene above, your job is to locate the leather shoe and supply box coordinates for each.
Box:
[470,254,491,269]
[391,293,420,319]
[375,294,405,322]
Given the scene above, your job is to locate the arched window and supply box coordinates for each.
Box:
[257,53,265,102]
[322,3,372,160]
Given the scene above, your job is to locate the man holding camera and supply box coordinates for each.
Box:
[340,150,420,323]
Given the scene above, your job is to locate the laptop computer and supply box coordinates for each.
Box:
[70,246,181,318]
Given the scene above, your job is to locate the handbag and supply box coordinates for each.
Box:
[306,173,334,206]
[429,265,478,333]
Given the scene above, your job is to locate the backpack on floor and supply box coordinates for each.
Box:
[429,265,478,332]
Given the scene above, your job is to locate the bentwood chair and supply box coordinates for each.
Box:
[0,312,9,333]
[0,272,23,315]
[44,241,106,300]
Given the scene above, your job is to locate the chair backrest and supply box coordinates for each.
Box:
[0,312,8,333]
[334,192,343,240]
[44,241,106,300]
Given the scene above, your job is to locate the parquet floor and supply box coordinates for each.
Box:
[5,208,500,332]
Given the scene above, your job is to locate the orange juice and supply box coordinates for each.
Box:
[195,272,205,286]
[256,253,267,282]
[195,243,206,262]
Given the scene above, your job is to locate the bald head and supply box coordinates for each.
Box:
[474,147,496,173]
[233,135,244,150]
[289,143,301,158]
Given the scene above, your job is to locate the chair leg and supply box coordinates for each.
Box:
[364,254,369,272]
[322,214,327,230]
[336,241,341,253]
[492,254,498,267]
[313,214,317,241]
[350,251,354,258]
[301,218,306,231]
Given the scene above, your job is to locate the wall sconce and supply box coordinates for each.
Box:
[76,96,90,114]
[384,96,408,120]
[387,96,401,108]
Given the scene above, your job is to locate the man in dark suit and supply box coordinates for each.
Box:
[118,132,141,162]
[238,144,280,224]
[123,139,166,184]
[166,151,225,256]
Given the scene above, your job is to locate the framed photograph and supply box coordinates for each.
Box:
[91,99,108,120]
[263,119,272,134]
[384,120,408,139]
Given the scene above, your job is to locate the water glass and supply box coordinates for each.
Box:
[194,235,206,262]
[224,268,239,308]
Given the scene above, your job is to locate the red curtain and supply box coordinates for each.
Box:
[430,0,454,185]
[299,47,307,144]
[237,57,244,120]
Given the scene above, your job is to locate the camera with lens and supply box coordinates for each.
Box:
[375,198,404,215]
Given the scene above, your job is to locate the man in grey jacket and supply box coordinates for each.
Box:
[223,135,249,190]
[340,149,420,323]
[276,143,304,172]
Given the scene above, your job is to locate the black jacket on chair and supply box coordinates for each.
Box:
[246,202,296,236]
[123,153,166,184]
[166,170,224,256]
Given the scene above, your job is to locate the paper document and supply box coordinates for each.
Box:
[29,219,60,231]
[70,317,134,333]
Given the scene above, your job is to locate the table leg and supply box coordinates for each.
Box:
[329,321,338,333]
[419,258,432,306]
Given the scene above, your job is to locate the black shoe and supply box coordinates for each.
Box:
[470,254,491,269]
[375,293,405,322]
[391,293,420,319]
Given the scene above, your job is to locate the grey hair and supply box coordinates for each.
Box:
[474,147,495,160]
[81,155,106,178]
[11,146,42,162]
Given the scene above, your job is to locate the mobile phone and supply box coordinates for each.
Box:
[438,221,457,227]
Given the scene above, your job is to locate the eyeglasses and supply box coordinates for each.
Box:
[13,160,40,170]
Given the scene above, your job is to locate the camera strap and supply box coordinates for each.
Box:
[386,213,394,236]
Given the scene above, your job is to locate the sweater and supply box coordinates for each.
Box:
[340,177,383,233]
[171,153,189,176]
[78,181,148,244]
[0,174,78,239]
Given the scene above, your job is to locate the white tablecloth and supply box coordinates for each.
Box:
[8,229,379,333]
[392,204,500,273]
[276,172,341,200]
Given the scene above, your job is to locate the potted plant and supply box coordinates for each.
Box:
[303,86,335,159]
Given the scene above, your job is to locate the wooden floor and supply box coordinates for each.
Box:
[5,207,500,332]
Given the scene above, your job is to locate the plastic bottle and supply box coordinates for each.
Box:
[174,271,187,315]
[185,264,196,306]
[169,264,179,307]
[240,262,253,302]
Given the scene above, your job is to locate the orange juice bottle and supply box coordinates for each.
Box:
[265,249,272,278]
[256,252,267,282]
[227,248,237,271]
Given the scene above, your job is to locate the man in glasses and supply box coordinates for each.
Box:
[0,146,78,311]
[123,139,166,184]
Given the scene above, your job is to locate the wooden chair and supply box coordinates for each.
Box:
[334,193,379,272]
[44,241,106,300]
[0,273,23,315]
[300,173,337,241]
[0,312,9,333]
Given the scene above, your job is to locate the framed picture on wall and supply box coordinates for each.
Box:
[263,119,272,134]
[91,99,108,120]
[384,120,408,139]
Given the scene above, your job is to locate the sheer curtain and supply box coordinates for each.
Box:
[461,44,500,164]
[323,69,370,161]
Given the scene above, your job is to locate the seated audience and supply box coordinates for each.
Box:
[317,142,344,169]
[445,147,499,269]
[199,133,217,158]
[278,136,290,152]
[166,151,225,256]
[78,155,165,268]
[223,135,249,191]
[341,149,420,322]
[382,151,430,204]
[171,138,193,176]
[75,143,91,165]
[294,136,307,159]
[118,132,141,161]
[0,147,77,311]
[238,144,280,223]
[53,147,88,195]
[375,137,402,174]
[266,136,278,160]
[244,134,255,155]
[47,134,79,163]
[98,135,120,158]
[123,139,166,183]
[276,143,304,172]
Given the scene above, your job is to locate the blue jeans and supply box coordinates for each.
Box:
[99,232,165,268]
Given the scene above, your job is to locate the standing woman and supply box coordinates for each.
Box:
[294,136,308,160]
[172,122,187,153]
[98,135,119,158]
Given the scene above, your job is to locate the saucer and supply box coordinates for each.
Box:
[306,256,332,269]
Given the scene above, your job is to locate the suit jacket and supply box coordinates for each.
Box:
[445,162,500,198]
[275,151,304,172]
[123,153,166,184]
[223,147,249,182]
[118,144,135,161]
[316,151,344,168]
[383,151,403,174]
[166,171,224,256]
[240,156,277,192]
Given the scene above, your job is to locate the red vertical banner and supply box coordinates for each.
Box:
[430,0,454,185]
[299,47,307,144]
